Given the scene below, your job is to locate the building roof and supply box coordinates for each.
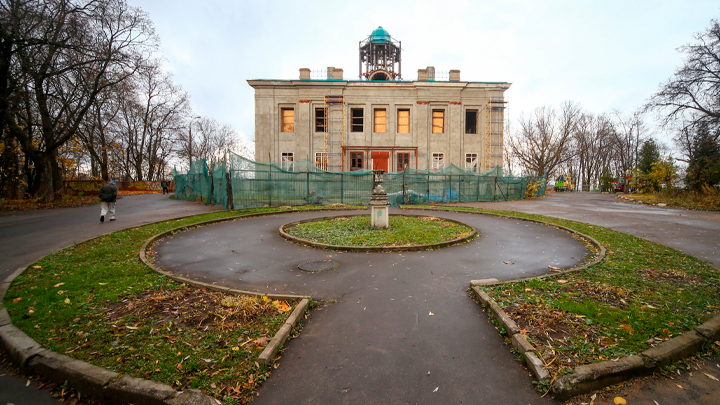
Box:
[370,26,391,44]
[247,78,510,85]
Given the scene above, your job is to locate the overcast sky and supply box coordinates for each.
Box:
[127,0,718,149]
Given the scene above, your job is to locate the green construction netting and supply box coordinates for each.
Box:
[173,152,547,209]
[173,159,211,202]
[212,159,228,209]
[227,153,374,208]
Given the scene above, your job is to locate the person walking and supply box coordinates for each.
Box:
[161,179,170,194]
[98,180,118,222]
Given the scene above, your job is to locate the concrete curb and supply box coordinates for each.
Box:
[258,298,311,365]
[278,213,478,252]
[471,285,550,381]
[0,208,348,404]
[550,319,720,401]
[0,271,222,404]
[615,194,679,210]
[139,208,363,300]
[440,208,720,400]
[473,282,720,401]
[402,206,607,282]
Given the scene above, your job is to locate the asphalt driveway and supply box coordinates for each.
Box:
[0,194,220,404]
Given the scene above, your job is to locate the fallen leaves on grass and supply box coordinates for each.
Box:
[0,195,98,211]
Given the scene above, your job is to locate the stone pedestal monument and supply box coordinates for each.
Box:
[369,170,389,228]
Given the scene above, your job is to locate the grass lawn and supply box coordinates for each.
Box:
[284,215,474,247]
[413,205,720,391]
[2,205,358,404]
[0,191,168,212]
[621,190,720,211]
[0,194,100,211]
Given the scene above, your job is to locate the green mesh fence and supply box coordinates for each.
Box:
[173,152,546,209]
[173,159,211,202]
[212,159,228,209]
[227,153,374,208]
[383,165,546,205]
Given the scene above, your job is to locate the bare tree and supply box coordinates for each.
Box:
[176,116,239,170]
[117,60,188,181]
[508,102,580,177]
[647,19,720,131]
[611,109,649,189]
[76,84,124,180]
[572,112,614,190]
[2,0,157,200]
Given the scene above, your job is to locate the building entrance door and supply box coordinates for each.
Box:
[371,151,389,172]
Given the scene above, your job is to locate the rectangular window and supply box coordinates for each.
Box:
[432,110,444,134]
[374,108,387,133]
[397,109,410,133]
[281,152,294,171]
[315,152,328,171]
[397,152,410,171]
[465,109,478,134]
[281,108,294,132]
[350,152,364,171]
[465,153,478,171]
[315,108,327,132]
[351,108,364,132]
[432,152,445,170]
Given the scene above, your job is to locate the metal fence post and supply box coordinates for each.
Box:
[268,166,272,207]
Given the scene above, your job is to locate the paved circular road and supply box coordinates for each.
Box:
[154,208,591,404]
[3,193,718,404]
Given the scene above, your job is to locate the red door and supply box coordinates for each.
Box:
[371,151,389,172]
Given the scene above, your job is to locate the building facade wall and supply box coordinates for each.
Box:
[249,80,511,173]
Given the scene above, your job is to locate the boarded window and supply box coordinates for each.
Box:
[374,108,387,133]
[350,152,364,171]
[465,153,478,171]
[432,110,444,134]
[281,152,294,171]
[281,108,294,132]
[397,109,410,133]
[315,152,328,171]
[465,109,478,134]
[432,152,445,170]
[351,108,364,132]
[315,108,327,132]
[397,152,410,171]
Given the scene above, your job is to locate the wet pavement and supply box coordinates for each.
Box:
[0,194,220,404]
[3,192,718,404]
[154,208,592,404]
[449,192,720,267]
[452,193,720,405]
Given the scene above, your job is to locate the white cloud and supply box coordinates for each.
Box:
[128,0,719,146]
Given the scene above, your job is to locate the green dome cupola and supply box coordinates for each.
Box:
[359,27,402,80]
[370,26,391,44]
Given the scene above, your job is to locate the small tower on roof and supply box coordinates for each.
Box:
[359,26,401,80]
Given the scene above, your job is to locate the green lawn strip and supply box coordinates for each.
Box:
[414,205,720,378]
[2,206,358,404]
[284,215,473,247]
[622,192,720,211]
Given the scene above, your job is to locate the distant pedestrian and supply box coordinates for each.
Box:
[161,179,170,194]
[98,179,118,222]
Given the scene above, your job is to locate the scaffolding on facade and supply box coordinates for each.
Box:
[323,95,346,170]
[485,98,507,170]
